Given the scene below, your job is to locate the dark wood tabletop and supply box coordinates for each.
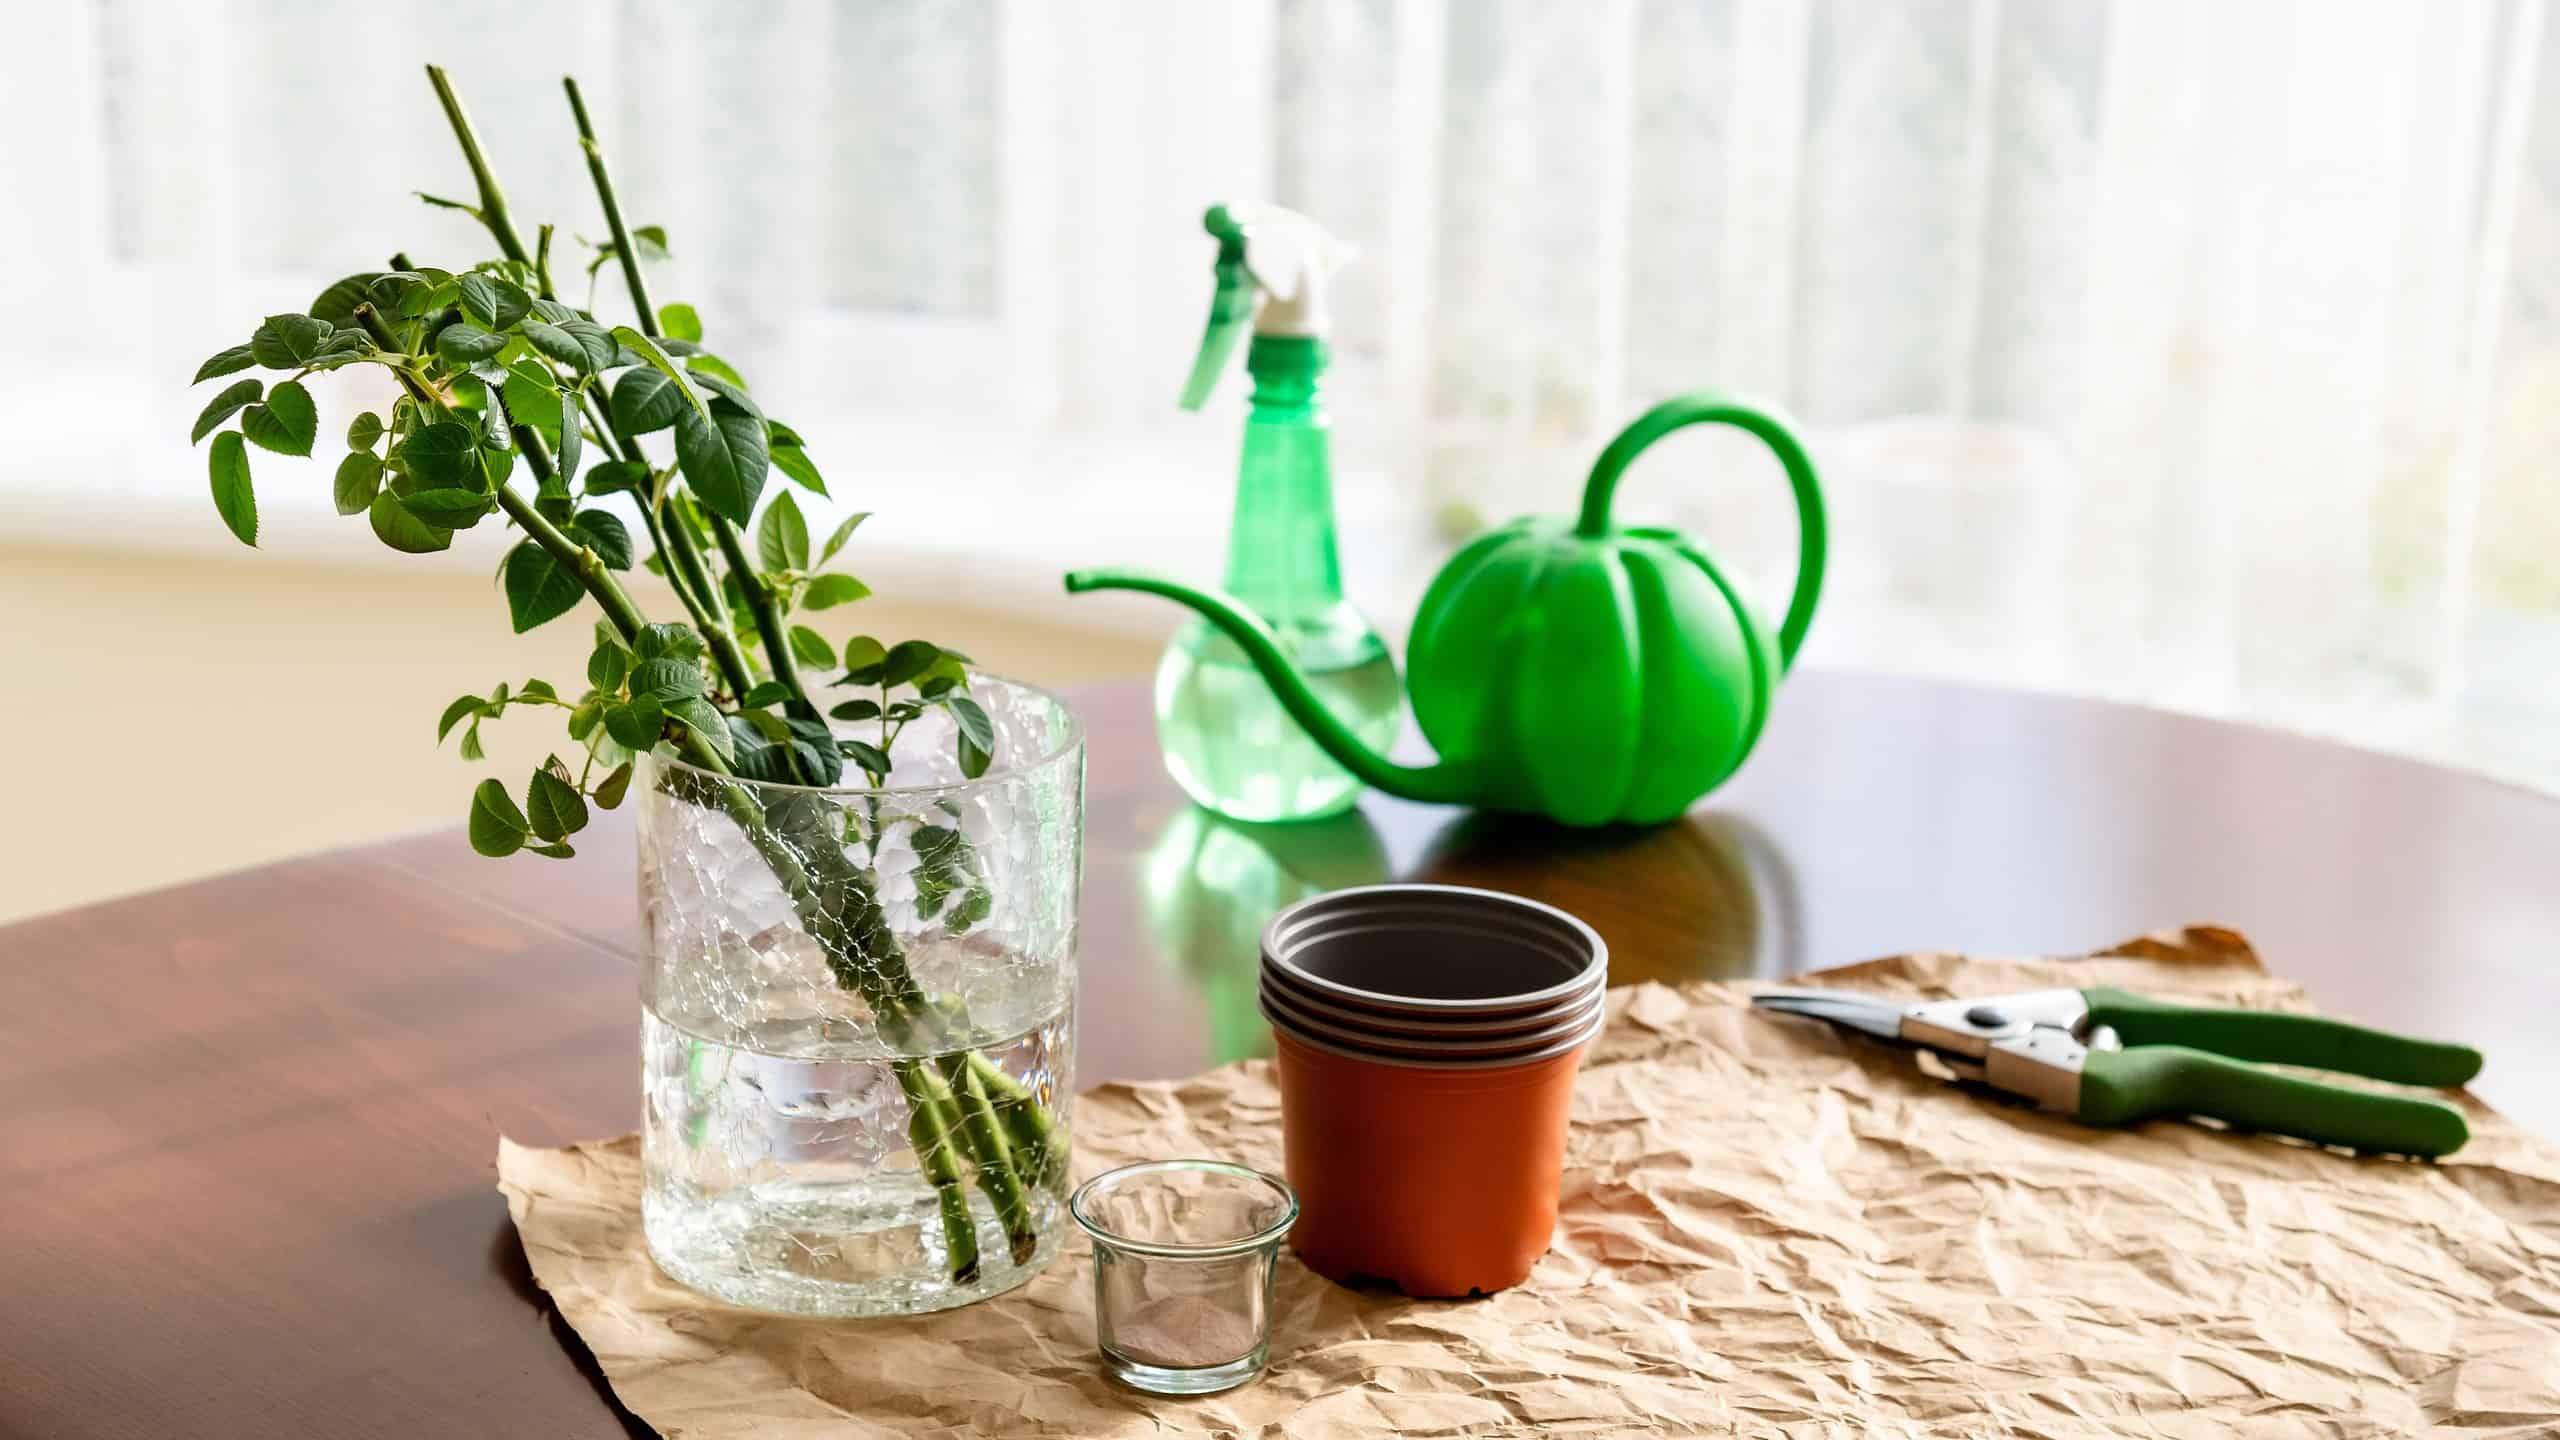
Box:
[7,671,2555,1438]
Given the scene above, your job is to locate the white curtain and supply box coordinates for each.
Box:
[5,0,2555,790]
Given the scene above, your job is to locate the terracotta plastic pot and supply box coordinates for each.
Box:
[1272,1026,1588,1297]
[1259,884,1608,1297]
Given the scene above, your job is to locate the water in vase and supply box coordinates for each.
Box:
[641,983,1074,1317]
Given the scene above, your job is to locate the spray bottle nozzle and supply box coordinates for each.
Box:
[1179,202,1348,411]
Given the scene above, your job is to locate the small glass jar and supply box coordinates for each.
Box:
[1071,1160,1299,1395]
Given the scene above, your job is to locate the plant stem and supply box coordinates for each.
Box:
[425,65,530,266]
[709,515,819,722]
[563,77,657,332]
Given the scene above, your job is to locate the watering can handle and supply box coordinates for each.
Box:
[1574,394,1828,667]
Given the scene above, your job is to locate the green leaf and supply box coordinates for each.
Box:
[757,491,809,572]
[688,368,761,420]
[397,274,460,318]
[240,379,316,456]
[612,327,710,423]
[770,442,826,496]
[191,379,263,444]
[457,273,531,331]
[194,344,257,384]
[675,398,770,527]
[839,635,888,684]
[742,681,794,708]
[633,623,703,662]
[660,303,702,342]
[630,657,707,703]
[309,273,384,328]
[520,678,558,701]
[501,368,565,437]
[947,694,995,755]
[346,411,384,451]
[881,640,942,688]
[571,509,633,569]
[666,696,735,764]
[820,511,871,563]
[332,451,382,515]
[208,432,256,546]
[604,696,664,749]
[581,460,649,496]
[399,489,497,526]
[436,322,507,362]
[588,642,628,690]
[688,353,748,390]
[843,739,892,777]
[437,693,484,742]
[802,573,871,610]
[594,763,634,810]
[522,317,616,376]
[480,442,516,490]
[368,491,454,553]
[459,723,486,762]
[527,841,576,860]
[526,766,589,841]
[956,727,992,780]
[829,698,881,722]
[503,541,585,633]
[608,366,687,436]
[249,313,333,368]
[552,401,582,489]
[396,422,479,489]
[468,778,530,858]
[633,225,670,258]
[789,625,836,670]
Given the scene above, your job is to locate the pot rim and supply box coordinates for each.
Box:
[1265,996,1606,1071]
[646,672,1085,798]
[1259,980,1599,1057]
[1259,953,1597,1030]
[1261,884,1608,1014]
[1258,969,1604,1042]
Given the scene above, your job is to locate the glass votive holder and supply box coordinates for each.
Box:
[1069,1160,1300,1396]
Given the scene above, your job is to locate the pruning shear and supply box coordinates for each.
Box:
[1751,984,2484,1157]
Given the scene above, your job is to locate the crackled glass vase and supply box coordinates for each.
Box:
[635,678,1083,1317]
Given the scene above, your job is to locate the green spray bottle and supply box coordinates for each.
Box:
[1152,204,1402,822]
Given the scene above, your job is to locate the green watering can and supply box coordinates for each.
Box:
[1065,394,1826,826]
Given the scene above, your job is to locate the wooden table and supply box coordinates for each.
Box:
[7,672,2555,1437]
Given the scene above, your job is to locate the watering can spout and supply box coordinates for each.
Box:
[1062,569,1475,807]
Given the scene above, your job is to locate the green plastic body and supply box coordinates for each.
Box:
[1067,392,1827,827]
[2079,1047,2470,1158]
[1152,336,1400,822]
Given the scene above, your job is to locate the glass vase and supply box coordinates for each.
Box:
[634,677,1083,1316]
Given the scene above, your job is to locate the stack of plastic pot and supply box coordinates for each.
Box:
[1259,884,1608,1297]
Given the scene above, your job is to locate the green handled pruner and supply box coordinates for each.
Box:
[1752,985,2484,1157]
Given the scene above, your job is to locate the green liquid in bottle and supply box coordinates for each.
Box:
[1155,615,1401,823]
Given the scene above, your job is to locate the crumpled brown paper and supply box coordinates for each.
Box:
[500,928,2560,1436]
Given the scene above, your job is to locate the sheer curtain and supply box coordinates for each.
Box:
[5,0,2554,790]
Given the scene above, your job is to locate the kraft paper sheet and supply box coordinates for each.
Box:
[499,928,2560,1436]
